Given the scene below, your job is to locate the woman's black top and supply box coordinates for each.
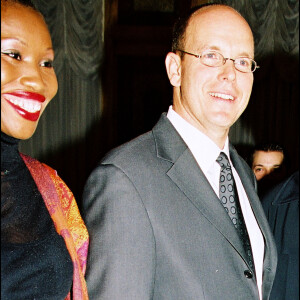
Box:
[1,132,73,300]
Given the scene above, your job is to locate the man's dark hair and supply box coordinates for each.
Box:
[171,3,222,56]
[250,142,286,167]
[254,142,284,154]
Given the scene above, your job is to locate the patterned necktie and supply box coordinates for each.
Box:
[216,152,255,272]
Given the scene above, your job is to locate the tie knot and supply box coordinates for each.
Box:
[216,152,231,170]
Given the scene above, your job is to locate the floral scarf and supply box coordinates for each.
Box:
[21,154,89,299]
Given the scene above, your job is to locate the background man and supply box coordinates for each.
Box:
[251,142,286,196]
[83,4,277,300]
[251,143,285,181]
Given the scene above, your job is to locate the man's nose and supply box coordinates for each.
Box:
[218,59,236,82]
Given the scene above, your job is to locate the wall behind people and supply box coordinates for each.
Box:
[210,0,299,178]
[19,0,299,204]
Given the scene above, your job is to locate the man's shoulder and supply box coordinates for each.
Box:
[101,113,174,166]
[102,130,156,165]
[262,171,299,208]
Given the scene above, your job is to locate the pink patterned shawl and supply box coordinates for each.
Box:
[21,154,89,300]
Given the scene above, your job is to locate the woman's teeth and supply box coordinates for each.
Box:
[7,98,41,113]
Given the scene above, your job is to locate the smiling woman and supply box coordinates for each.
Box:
[1,1,89,299]
[1,1,57,139]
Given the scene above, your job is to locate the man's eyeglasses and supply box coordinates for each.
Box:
[176,49,260,73]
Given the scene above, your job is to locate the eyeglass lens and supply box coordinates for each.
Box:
[201,51,255,72]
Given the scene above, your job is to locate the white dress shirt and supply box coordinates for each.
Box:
[167,106,264,300]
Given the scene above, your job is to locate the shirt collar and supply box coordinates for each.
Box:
[167,106,230,173]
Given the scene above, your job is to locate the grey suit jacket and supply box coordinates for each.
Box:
[82,113,277,300]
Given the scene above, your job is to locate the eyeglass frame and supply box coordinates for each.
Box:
[176,49,260,73]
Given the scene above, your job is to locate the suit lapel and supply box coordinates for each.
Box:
[230,145,278,284]
[167,148,248,259]
[230,145,268,240]
[153,114,248,260]
[153,114,277,293]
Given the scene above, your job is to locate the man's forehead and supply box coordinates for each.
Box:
[187,5,252,37]
[184,8,253,54]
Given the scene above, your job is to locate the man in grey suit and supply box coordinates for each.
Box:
[83,4,277,300]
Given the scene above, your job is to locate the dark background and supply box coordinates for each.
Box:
[21,0,299,208]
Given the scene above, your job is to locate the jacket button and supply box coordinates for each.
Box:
[244,270,253,278]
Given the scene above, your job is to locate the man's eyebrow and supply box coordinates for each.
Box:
[199,45,253,57]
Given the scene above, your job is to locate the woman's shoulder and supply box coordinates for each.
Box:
[20,152,61,181]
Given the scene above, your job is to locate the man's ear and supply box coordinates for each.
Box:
[165,52,181,87]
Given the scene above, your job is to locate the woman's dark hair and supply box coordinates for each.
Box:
[1,0,37,10]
